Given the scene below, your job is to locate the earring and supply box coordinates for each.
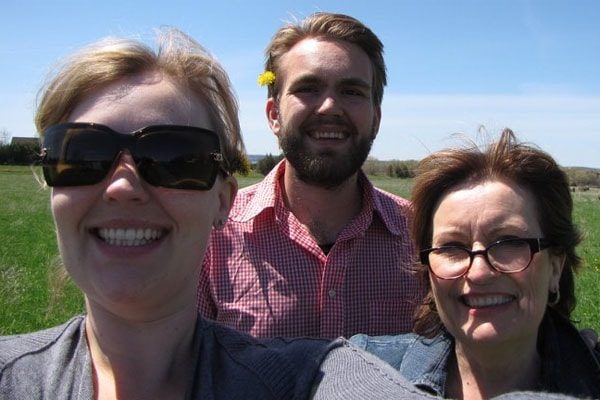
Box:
[548,288,561,306]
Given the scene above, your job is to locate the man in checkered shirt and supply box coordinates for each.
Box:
[198,12,425,339]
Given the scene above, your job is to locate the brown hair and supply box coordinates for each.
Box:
[264,12,386,106]
[35,28,245,174]
[411,129,582,337]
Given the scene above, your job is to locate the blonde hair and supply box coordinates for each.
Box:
[35,28,245,173]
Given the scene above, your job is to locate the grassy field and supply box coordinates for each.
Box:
[1,165,599,334]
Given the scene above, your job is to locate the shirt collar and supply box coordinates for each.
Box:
[233,160,286,222]
[356,171,406,237]
[234,159,407,238]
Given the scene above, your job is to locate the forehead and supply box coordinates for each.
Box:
[68,70,215,132]
[433,179,541,235]
[278,37,373,85]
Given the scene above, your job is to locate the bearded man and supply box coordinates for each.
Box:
[198,12,424,339]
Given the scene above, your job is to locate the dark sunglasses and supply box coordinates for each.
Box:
[40,122,227,190]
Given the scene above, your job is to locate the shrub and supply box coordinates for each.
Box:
[256,153,283,176]
[0,142,41,165]
[565,168,600,188]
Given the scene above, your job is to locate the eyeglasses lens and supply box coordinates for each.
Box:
[488,240,532,272]
[429,239,534,279]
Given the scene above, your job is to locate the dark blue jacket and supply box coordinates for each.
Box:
[351,309,600,398]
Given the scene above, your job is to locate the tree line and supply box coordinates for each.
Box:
[253,153,600,187]
[2,143,598,188]
[0,142,40,165]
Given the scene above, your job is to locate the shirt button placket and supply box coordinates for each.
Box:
[321,247,345,338]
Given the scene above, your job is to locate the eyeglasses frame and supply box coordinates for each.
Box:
[420,237,552,280]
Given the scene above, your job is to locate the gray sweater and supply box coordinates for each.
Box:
[0,316,581,400]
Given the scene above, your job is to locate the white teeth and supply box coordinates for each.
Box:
[97,228,164,247]
[313,131,345,139]
[463,295,513,308]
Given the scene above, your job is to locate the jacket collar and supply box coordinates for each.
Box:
[399,332,453,396]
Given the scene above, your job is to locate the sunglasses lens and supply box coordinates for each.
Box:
[41,124,224,190]
[136,129,221,190]
[42,126,116,186]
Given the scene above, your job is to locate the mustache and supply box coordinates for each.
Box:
[300,115,355,132]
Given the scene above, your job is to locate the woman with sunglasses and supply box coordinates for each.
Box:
[352,129,600,398]
[0,29,441,400]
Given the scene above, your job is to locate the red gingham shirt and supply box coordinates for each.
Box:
[198,161,425,339]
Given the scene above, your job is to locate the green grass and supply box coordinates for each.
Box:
[1,166,599,335]
[0,166,84,334]
[571,193,600,330]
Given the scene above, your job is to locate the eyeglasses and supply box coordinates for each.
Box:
[420,237,551,280]
[40,122,227,190]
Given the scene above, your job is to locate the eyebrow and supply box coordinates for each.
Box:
[338,77,371,90]
[289,74,372,90]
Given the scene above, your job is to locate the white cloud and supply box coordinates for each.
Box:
[372,93,600,168]
[6,88,598,169]
[235,92,600,168]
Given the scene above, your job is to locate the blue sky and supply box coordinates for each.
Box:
[1,0,599,168]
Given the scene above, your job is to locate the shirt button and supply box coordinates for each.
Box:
[328,289,336,298]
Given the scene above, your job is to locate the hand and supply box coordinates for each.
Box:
[579,328,599,351]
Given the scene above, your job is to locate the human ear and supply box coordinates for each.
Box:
[371,105,382,140]
[266,97,281,136]
[549,252,566,291]
[213,175,237,229]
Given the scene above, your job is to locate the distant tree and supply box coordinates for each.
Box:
[565,167,600,188]
[385,160,417,178]
[256,153,283,176]
[0,129,9,145]
[230,151,251,176]
[362,158,385,175]
[0,142,40,165]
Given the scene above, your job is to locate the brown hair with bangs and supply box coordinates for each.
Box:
[411,129,582,337]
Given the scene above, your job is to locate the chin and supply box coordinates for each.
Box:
[457,322,509,345]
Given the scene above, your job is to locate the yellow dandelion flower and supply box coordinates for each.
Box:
[258,71,276,87]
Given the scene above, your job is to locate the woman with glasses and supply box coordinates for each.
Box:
[352,129,600,398]
[0,29,439,399]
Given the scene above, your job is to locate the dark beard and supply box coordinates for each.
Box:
[278,120,374,189]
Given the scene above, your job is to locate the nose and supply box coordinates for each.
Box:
[316,93,343,116]
[465,247,499,282]
[102,152,150,204]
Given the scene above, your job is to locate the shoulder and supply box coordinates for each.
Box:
[356,170,410,209]
[372,186,411,206]
[205,319,334,362]
[312,339,434,399]
[359,175,412,236]
[371,187,412,217]
[540,310,600,395]
[228,167,283,222]
[198,319,336,398]
[0,316,85,369]
[0,316,91,397]
[229,181,260,209]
